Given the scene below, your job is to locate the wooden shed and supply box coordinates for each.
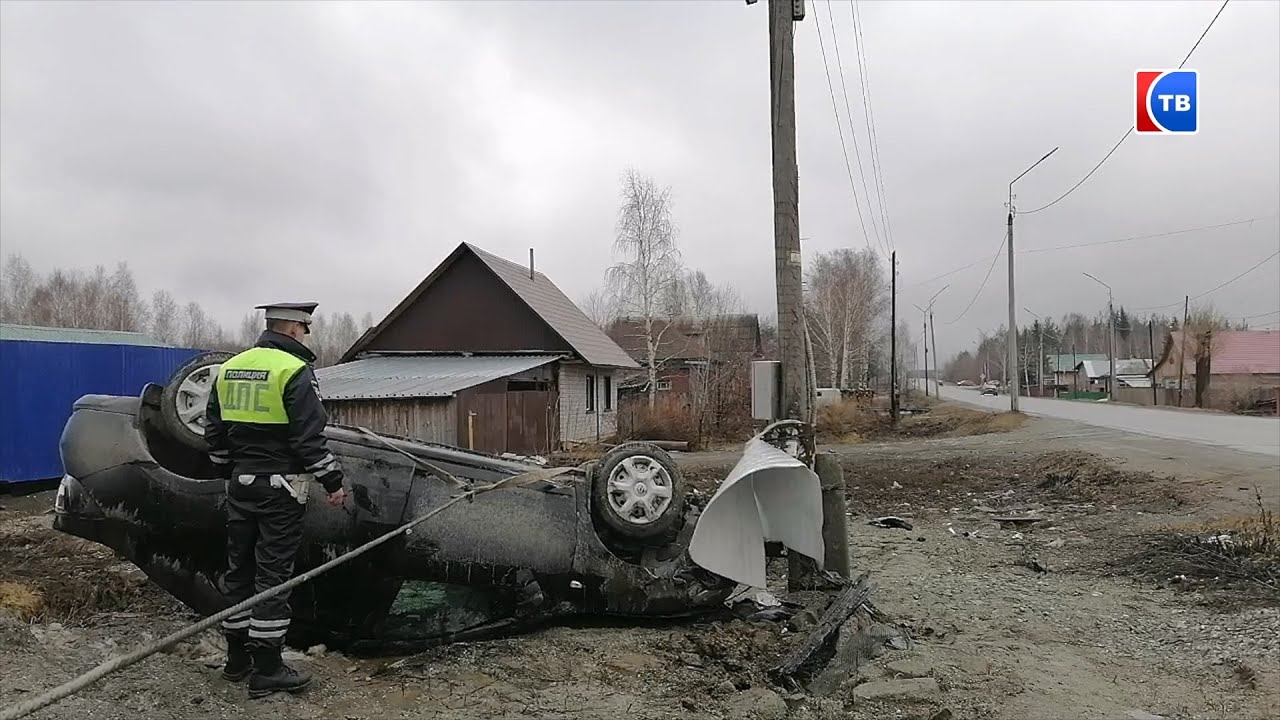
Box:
[318,354,561,455]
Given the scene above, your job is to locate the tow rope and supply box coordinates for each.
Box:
[1,460,525,720]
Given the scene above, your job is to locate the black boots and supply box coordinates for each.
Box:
[248,649,312,699]
[221,637,253,682]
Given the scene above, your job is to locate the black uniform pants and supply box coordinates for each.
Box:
[220,474,306,651]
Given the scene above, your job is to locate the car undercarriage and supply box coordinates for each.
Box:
[53,354,808,653]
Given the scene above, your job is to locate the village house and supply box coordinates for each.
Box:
[1045,353,1107,391]
[318,243,637,455]
[606,314,764,403]
[1073,358,1152,392]
[1152,330,1280,392]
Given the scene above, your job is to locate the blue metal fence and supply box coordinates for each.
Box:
[0,340,202,486]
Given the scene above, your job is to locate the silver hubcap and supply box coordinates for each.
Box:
[607,455,673,525]
[175,364,221,436]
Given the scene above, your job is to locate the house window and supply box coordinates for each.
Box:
[604,375,612,411]
[586,374,596,412]
[656,380,673,391]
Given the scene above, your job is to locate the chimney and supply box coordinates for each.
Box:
[529,248,535,280]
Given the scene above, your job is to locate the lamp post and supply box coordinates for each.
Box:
[1082,272,1115,398]
[912,285,949,398]
[1024,307,1045,396]
[1006,146,1059,411]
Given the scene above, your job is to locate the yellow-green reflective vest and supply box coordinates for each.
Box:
[215,347,307,425]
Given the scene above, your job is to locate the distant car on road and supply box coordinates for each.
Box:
[980,385,998,396]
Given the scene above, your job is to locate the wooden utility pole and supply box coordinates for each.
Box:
[1178,295,1190,407]
[766,0,811,425]
[1037,322,1044,396]
[1149,319,1158,406]
[922,319,930,397]
[1006,214,1019,410]
[757,0,833,592]
[890,251,898,422]
[929,311,939,392]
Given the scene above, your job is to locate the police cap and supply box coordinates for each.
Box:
[256,302,319,333]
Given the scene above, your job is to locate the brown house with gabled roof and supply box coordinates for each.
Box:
[606,314,763,398]
[320,243,637,454]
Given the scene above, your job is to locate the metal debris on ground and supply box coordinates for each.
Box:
[1018,557,1051,573]
[993,515,1047,527]
[770,574,874,683]
[868,516,914,531]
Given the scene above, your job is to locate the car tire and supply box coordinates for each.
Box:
[160,351,234,450]
[591,443,685,542]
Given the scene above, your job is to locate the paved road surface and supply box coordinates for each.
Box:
[939,385,1280,458]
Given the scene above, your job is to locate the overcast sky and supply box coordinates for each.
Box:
[2,0,1277,360]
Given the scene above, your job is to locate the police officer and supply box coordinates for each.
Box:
[204,302,346,699]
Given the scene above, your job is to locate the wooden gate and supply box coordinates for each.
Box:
[457,389,556,455]
[507,390,554,455]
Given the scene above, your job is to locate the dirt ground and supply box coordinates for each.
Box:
[2,408,1278,720]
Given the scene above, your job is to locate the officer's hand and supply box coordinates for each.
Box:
[326,488,346,507]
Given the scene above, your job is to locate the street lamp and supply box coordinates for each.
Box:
[1082,272,1116,398]
[1024,307,1046,396]
[1006,146,1059,412]
[912,284,949,398]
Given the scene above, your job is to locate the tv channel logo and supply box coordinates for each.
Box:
[1136,70,1198,134]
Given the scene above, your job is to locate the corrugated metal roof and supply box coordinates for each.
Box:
[316,354,561,400]
[0,323,168,347]
[1077,359,1152,378]
[1047,353,1107,372]
[467,244,639,369]
[1114,359,1153,376]
[1165,330,1280,375]
[1078,360,1108,379]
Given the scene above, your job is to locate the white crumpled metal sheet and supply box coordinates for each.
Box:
[688,437,824,588]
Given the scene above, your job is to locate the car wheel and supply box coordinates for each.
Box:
[591,443,685,542]
[160,351,234,450]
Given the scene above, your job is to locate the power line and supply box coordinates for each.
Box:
[812,7,884,259]
[907,259,984,289]
[1021,216,1273,253]
[945,231,1007,325]
[1132,249,1280,311]
[1241,309,1280,320]
[818,0,887,256]
[849,0,895,251]
[1021,0,1231,215]
[909,214,1273,289]
[1188,249,1280,301]
[1180,0,1231,67]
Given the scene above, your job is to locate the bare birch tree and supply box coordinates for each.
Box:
[804,248,884,388]
[238,311,264,347]
[606,168,682,407]
[1,255,36,324]
[579,288,617,329]
[329,312,361,365]
[150,290,181,344]
[106,262,149,332]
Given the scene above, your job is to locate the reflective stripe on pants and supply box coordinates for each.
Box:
[221,474,306,649]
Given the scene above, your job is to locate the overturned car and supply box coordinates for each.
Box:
[53,353,819,652]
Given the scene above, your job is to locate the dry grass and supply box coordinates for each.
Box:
[816,400,1025,443]
[0,528,176,624]
[0,581,43,620]
[617,397,699,446]
[548,443,611,465]
[1123,488,1279,606]
[815,401,881,442]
